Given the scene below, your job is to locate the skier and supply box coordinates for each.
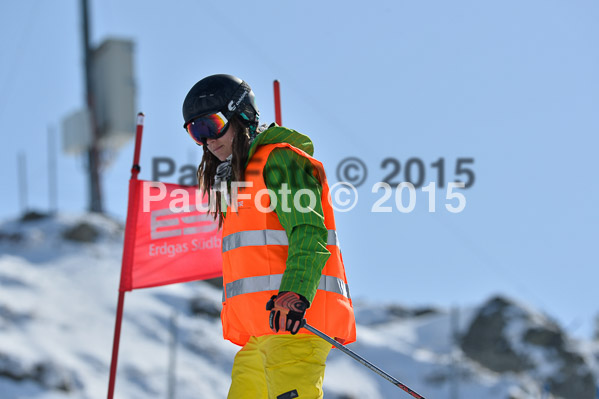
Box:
[182,74,356,399]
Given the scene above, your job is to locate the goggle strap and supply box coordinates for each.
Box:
[225,82,251,119]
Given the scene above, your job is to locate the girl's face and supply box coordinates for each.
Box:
[206,124,234,161]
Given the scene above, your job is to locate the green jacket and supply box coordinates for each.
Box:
[246,124,330,303]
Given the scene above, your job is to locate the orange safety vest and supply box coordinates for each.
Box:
[220,143,356,346]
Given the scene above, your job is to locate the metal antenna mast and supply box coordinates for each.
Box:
[80,0,103,213]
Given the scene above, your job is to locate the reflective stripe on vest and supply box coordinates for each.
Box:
[225,274,350,300]
[222,229,339,253]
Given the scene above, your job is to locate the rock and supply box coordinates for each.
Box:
[461,296,533,372]
[62,222,100,243]
[0,353,81,393]
[460,295,596,399]
[204,276,223,289]
[189,296,222,318]
[0,231,22,242]
[20,211,49,222]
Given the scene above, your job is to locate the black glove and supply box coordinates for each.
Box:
[266,291,310,334]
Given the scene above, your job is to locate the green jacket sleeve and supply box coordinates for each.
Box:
[263,147,330,303]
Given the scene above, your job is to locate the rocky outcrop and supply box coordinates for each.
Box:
[0,353,81,393]
[461,296,595,399]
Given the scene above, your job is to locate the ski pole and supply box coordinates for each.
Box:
[302,321,427,399]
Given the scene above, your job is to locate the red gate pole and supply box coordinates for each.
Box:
[107,112,145,399]
[273,80,282,126]
[107,292,125,399]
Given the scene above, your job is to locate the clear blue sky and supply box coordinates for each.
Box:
[1,0,598,338]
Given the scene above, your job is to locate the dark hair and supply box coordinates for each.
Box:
[196,116,252,226]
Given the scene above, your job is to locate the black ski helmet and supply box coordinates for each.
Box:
[182,74,259,130]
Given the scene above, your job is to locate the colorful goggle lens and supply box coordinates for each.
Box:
[185,112,229,145]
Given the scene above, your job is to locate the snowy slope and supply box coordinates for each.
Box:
[0,212,597,399]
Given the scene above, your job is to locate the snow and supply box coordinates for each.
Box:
[0,212,598,398]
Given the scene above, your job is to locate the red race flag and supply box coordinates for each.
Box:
[119,180,222,291]
[109,114,223,399]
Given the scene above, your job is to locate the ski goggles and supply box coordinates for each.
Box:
[184,112,229,146]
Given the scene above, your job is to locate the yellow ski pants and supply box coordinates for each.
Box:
[227,334,332,399]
